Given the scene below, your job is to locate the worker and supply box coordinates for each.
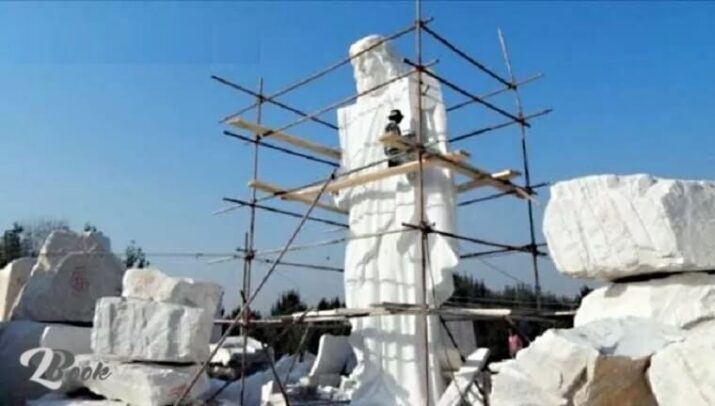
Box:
[508,328,524,358]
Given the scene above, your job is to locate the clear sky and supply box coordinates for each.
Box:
[1,1,714,313]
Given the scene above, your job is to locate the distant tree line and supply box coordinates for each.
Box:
[1,220,590,362]
[451,273,589,361]
[224,290,349,357]
[0,218,70,268]
[225,276,590,361]
[0,219,150,270]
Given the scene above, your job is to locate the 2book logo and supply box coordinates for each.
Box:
[19,348,111,390]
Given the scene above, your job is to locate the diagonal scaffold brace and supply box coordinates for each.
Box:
[172,167,339,406]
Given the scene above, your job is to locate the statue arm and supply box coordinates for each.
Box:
[333,107,352,211]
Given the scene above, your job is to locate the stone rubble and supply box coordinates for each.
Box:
[490,318,683,406]
[10,172,715,405]
[79,266,222,405]
[0,230,221,405]
[490,174,715,405]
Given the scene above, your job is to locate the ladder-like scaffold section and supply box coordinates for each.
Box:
[174,5,563,405]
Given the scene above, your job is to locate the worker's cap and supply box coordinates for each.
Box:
[388,109,404,122]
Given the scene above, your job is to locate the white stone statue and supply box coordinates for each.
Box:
[335,34,460,406]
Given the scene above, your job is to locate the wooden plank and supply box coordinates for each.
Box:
[431,155,531,199]
[379,133,528,197]
[380,133,472,159]
[229,117,342,161]
[380,133,414,150]
[248,180,347,215]
[456,169,521,193]
[294,151,469,197]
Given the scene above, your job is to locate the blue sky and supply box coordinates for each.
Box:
[1,1,714,313]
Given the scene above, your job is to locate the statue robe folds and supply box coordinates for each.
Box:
[335,35,459,406]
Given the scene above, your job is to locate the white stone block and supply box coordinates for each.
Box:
[92,297,211,362]
[0,257,34,320]
[75,356,210,406]
[649,324,715,406]
[309,334,353,376]
[492,364,567,406]
[490,318,683,406]
[576,272,715,329]
[221,334,265,351]
[543,174,715,280]
[13,230,124,322]
[209,335,266,366]
[437,348,489,406]
[0,321,92,405]
[261,380,281,403]
[122,267,223,317]
[41,324,92,355]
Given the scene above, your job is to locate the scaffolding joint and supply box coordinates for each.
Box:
[402,221,435,234]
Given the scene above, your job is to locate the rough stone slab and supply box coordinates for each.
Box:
[13,230,124,322]
[122,267,223,317]
[543,174,715,280]
[576,272,715,329]
[33,230,111,275]
[0,257,35,321]
[92,297,211,362]
[74,356,209,406]
[492,364,567,406]
[309,334,353,376]
[490,318,683,406]
[41,323,92,355]
[209,335,267,366]
[0,321,92,405]
[648,324,715,406]
[220,335,265,351]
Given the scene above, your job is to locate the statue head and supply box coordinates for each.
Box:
[349,35,405,95]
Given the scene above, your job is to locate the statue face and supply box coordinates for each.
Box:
[349,35,403,95]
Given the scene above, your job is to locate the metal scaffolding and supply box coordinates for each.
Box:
[173,2,559,405]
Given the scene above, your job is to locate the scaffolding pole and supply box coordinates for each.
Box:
[179,5,560,404]
[497,28,544,310]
